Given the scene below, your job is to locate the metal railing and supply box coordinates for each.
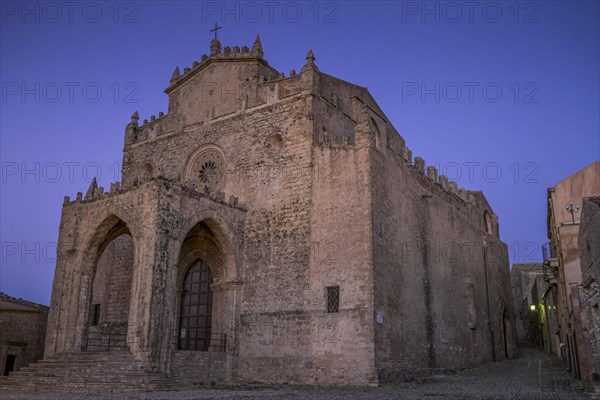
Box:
[85,331,128,352]
[84,328,227,352]
[542,242,557,262]
[542,242,559,282]
[174,328,226,352]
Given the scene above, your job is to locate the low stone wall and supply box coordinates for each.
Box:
[170,351,226,385]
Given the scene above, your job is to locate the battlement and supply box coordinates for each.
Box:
[119,35,327,150]
[124,45,320,149]
[62,176,120,206]
[405,152,500,237]
[126,75,308,148]
[165,35,271,94]
[63,176,246,212]
[410,155,472,204]
[140,111,165,127]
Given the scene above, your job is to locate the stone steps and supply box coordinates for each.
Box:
[11,369,153,377]
[11,365,145,373]
[0,351,172,392]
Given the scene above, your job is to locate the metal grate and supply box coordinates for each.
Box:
[85,331,128,352]
[327,286,340,313]
[542,242,557,261]
[178,259,214,351]
[174,330,226,352]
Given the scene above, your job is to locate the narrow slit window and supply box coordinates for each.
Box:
[92,304,101,326]
[327,286,340,313]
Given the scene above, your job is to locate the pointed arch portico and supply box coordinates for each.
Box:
[45,178,246,379]
[74,211,141,353]
[176,211,241,283]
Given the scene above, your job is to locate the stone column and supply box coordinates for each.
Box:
[131,181,180,372]
[211,280,243,382]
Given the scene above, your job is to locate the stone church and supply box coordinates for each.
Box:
[18,35,515,387]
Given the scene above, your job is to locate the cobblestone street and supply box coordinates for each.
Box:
[2,346,595,400]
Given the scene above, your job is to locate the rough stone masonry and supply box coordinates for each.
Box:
[41,35,516,386]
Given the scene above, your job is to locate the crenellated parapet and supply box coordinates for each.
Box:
[63,178,122,206]
[402,152,500,234]
[125,37,326,152]
[409,154,476,205]
[126,44,320,151]
[63,176,246,212]
[133,111,169,142]
[165,35,270,94]
[426,165,438,182]
[124,110,170,148]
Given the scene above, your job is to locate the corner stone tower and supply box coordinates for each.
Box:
[42,35,516,386]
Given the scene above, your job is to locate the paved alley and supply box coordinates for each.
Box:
[1,345,595,400]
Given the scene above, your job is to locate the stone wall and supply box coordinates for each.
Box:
[371,154,515,379]
[352,73,516,377]
[578,196,600,389]
[310,71,515,382]
[307,73,378,385]
[91,234,134,327]
[170,351,225,384]
[83,234,134,351]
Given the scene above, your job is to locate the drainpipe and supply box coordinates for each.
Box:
[483,236,496,362]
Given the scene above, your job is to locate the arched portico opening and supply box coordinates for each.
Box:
[84,217,134,352]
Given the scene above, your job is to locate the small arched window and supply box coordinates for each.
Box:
[484,211,494,235]
[370,117,382,149]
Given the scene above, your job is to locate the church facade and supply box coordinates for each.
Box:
[43,36,515,385]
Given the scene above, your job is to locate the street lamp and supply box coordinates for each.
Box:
[530,304,536,311]
[565,201,580,224]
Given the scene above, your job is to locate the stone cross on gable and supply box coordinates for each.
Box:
[210,22,222,40]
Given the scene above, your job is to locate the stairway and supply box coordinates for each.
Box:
[0,351,172,392]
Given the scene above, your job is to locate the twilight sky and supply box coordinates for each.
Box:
[1,1,599,305]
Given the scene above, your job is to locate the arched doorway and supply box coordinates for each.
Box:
[175,220,230,353]
[178,259,214,351]
[86,219,134,351]
[167,214,243,383]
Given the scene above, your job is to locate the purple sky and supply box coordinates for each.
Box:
[1,1,599,306]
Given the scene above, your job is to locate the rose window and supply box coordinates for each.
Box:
[198,160,218,183]
[189,148,224,191]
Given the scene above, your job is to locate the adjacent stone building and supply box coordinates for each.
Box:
[0,293,49,375]
[578,196,600,390]
[511,263,545,345]
[542,162,600,389]
[7,36,515,387]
